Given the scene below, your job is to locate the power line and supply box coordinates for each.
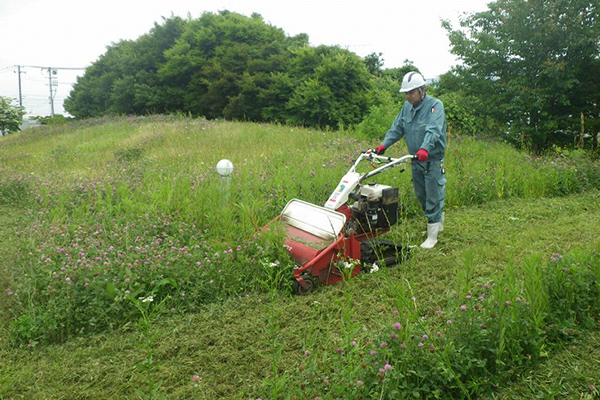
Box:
[19,64,86,71]
[12,64,86,116]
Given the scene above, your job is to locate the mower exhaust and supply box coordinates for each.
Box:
[264,151,415,295]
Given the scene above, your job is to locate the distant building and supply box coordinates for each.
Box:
[20,116,43,130]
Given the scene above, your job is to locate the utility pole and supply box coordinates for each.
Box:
[47,67,57,117]
[16,65,23,106]
[16,64,86,116]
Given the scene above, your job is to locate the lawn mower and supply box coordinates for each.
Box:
[262,150,416,295]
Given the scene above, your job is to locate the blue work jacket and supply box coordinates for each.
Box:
[382,95,447,161]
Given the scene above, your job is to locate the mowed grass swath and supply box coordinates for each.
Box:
[1,115,599,346]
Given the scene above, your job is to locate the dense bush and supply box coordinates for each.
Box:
[65,12,374,130]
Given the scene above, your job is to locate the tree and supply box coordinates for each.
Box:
[382,59,419,83]
[443,0,600,152]
[364,52,384,76]
[0,96,25,135]
[159,11,301,120]
[65,16,187,118]
[64,11,376,130]
[355,61,421,139]
[285,46,373,128]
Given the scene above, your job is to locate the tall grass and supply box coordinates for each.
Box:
[0,115,599,346]
[282,250,600,399]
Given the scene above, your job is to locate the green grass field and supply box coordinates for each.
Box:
[0,116,599,399]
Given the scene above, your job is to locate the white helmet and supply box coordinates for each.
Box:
[399,72,426,92]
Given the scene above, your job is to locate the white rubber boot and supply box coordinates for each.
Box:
[420,222,442,249]
[439,212,445,232]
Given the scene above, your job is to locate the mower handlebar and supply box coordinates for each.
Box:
[355,151,416,182]
[363,150,417,162]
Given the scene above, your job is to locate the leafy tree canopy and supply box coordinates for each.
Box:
[159,11,304,120]
[441,0,600,152]
[65,15,187,118]
[285,45,374,127]
[65,11,376,129]
[0,96,25,134]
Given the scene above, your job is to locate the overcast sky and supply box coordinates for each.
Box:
[0,0,490,116]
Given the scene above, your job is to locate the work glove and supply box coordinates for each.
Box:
[415,148,429,162]
[375,145,386,155]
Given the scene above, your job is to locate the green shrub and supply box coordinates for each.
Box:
[355,103,398,140]
[33,114,74,126]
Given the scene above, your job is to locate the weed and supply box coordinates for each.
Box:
[259,258,294,399]
[130,294,169,400]
[285,249,600,399]
[0,174,32,206]
[115,147,145,164]
[544,251,600,338]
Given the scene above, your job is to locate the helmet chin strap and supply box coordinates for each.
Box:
[410,87,426,106]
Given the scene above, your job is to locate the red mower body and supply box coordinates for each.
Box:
[263,152,414,294]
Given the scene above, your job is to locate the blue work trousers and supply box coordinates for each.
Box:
[411,160,446,224]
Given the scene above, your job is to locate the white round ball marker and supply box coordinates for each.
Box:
[216,159,234,177]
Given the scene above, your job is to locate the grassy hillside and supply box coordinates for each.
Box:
[0,116,599,399]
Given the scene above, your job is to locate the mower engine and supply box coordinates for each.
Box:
[348,183,399,234]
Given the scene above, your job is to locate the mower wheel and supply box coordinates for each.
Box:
[292,274,315,295]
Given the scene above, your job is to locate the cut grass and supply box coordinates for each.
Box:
[486,329,600,399]
[0,191,598,399]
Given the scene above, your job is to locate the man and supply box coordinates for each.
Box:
[374,71,447,249]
